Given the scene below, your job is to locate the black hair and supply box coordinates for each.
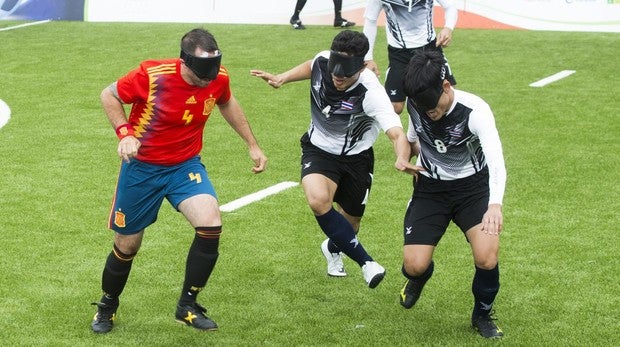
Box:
[330,30,369,58]
[403,50,447,98]
[181,28,219,54]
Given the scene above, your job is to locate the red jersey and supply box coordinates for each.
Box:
[116,58,231,165]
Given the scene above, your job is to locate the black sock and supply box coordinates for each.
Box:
[101,244,136,303]
[315,208,371,266]
[100,293,118,307]
[292,0,307,20]
[333,0,343,20]
[179,226,221,306]
[327,239,341,253]
[472,264,500,317]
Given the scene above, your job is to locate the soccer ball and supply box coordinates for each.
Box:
[0,0,23,19]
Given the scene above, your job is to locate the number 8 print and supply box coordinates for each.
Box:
[434,139,447,153]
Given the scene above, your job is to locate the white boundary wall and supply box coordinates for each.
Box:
[84,0,620,33]
[455,0,620,32]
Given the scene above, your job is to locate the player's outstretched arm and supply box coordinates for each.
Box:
[250,60,312,89]
[218,95,267,173]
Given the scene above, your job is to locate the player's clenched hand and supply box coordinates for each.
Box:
[481,204,503,236]
[117,136,140,163]
[436,27,453,48]
[249,146,268,174]
[395,158,424,177]
[250,70,284,89]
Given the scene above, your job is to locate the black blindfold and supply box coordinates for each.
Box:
[411,84,443,113]
[180,49,222,80]
[328,51,365,78]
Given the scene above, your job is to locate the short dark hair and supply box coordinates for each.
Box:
[181,28,219,54]
[330,30,369,58]
[403,50,447,98]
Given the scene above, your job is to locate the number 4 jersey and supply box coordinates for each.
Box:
[115,59,231,166]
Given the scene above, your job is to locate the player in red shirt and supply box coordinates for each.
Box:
[91,28,267,334]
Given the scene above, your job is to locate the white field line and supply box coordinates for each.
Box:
[529,70,576,87]
[0,98,11,129]
[220,181,299,212]
[0,19,51,32]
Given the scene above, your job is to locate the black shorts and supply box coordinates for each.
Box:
[403,168,489,246]
[300,133,374,217]
[385,41,457,103]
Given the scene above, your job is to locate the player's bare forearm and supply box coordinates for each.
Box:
[218,96,267,173]
[386,127,423,175]
[250,60,312,88]
[100,84,128,128]
[101,84,140,162]
[219,97,256,144]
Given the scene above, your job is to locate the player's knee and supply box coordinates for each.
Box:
[307,198,333,216]
[113,237,142,255]
[393,102,404,114]
[109,244,137,265]
[474,255,498,270]
[403,258,432,277]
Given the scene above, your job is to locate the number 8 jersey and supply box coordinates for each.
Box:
[406,88,506,204]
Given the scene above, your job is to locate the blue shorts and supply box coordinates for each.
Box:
[108,156,217,235]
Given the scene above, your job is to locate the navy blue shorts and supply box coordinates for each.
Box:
[108,156,217,235]
[403,168,489,246]
[386,42,456,103]
[300,134,374,217]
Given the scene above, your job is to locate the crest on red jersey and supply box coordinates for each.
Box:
[203,98,216,115]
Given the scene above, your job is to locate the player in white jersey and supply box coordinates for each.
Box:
[251,30,420,288]
[400,50,506,339]
[363,0,458,114]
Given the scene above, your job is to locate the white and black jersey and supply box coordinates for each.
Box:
[406,89,506,204]
[364,0,457,53]
[306,51,403,156]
